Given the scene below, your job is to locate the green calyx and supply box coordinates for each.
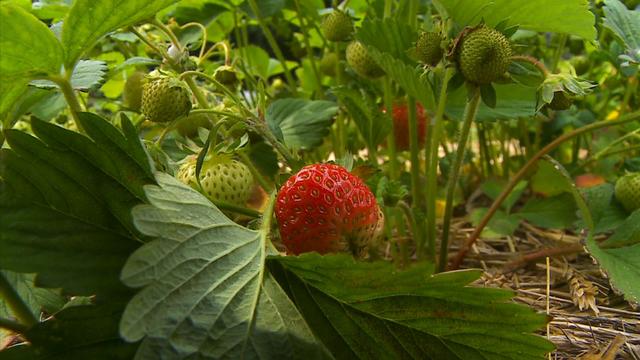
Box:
[322,10,353,42]
[346,41,384,79]
[141,71,192,123]
[456,26,512,85]
[416,31,443,66]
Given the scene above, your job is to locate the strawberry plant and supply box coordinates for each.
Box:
[1,0,639,359]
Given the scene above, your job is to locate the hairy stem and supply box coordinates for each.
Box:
[50,75,85,133]
[439,86,481,272]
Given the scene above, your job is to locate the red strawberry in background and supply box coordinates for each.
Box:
[275,163,383,257]
[385,102,429,151]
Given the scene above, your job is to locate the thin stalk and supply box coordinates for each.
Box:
[477,122,492,177]
[439,86,481,272]
[293,0,322,97]
[152,19,183,51]
[333,42,345,159]
[452,110,640,269]
[238,151,273,192]
[0,273,37,328]
[407,96,422,208]
[247,0,297,95]
[425,66,454,261]
[49,75,85,133]
[214,200,261,218]
[383,77,399,178]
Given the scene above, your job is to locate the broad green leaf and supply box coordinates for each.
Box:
[435,0,596,40]
[470,208,521,238]
[446,83,537,121]
[365,47,437,110]
[333,86,391,150]
[266,98,338,150]
[603,0,640,63]
[30,60,108,91]
[537,158,640,302]
[270,254,553,359]
[481,179,528,212]
[2,303,138,359]
[516,193,578,229]
[0,3,63,114]
[0,271,56,321]
[356,18,417,65]
[0,114,153,296]
[586,210,640,303]
[120,174,329,359]
[61,0,179,69]
[530,160,570,197]
[110,57,161,75]
[579,184,627,234]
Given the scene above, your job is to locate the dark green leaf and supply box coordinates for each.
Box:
[480,84,497,108]
[61,0,179,68]
[0,114,153,296]
[270,253,553,359]
[266,98,338,150]
[446,83,537,121]
[471,208,522,237]
[120,174,329,359]
[0,270,64,321]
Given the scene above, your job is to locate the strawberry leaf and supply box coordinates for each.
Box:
[266,98,338,150]
[120,174,330,359]
[61,0,179,69]
[0,114,153,296]
[269,253,554,359]
[437,0,596,40]
[0,3,64,115]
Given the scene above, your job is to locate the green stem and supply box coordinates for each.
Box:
[238,151,273,192]
[247,0,297,95]
[152,19,183,51]
[293,0,322,97]
[214,200,261,218]
[551,33,567,73]
[407,96,422,207]
[383,77,398,179]
[333,42,345,159]
[452,110,640,269]
[50,75,84,133]
[0,272,37,328]
[425,66,453,261]
[438,86,481,272]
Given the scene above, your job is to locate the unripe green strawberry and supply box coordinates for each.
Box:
[346,41,384,78]
[178,155,255,207]
[319,52,338,76]
[123,71,145,111]
[615,172,640,212]
[322,10,353,42]
[275,163,384,257]
[456,26,512,84]
[548,91,573,110]
[214,65,238,86]
[141,72,192,123]
[176,113,212,138]
[416,31,443,66]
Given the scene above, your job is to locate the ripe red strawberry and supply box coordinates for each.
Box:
[384,102,428,151]
[275,164,383,257]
